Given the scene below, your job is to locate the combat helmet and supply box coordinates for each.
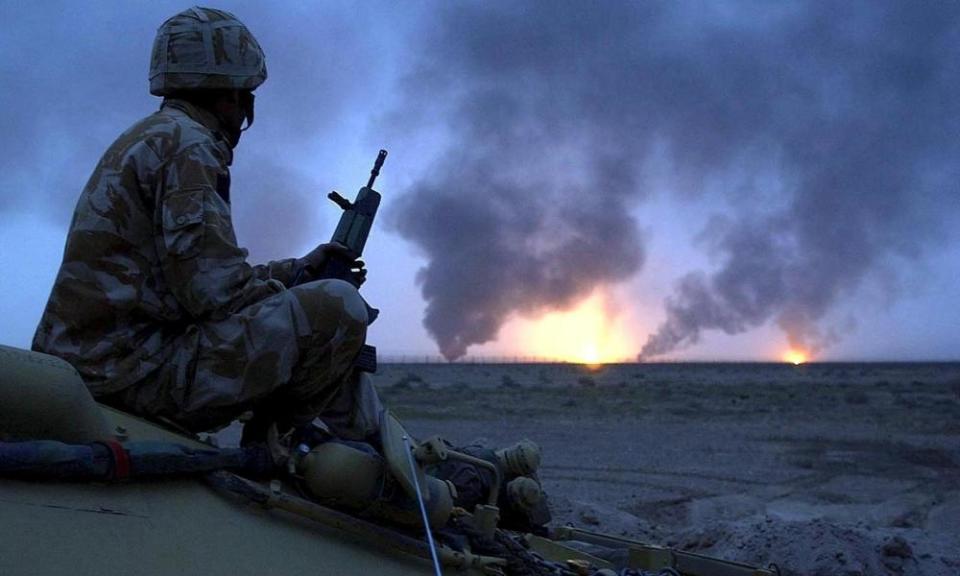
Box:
[149,6,267,96]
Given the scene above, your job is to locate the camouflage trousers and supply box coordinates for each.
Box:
[109,279,382,435]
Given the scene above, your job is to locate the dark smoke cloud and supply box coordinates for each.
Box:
[387,2,960,360]
[638,3,960,358]
[387,4,658,359]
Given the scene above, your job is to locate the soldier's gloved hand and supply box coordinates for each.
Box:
[298,241,351,270]
[296,242,367,285]
[349,258,368,286]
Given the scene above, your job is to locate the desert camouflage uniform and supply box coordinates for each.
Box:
[33,99,380,434]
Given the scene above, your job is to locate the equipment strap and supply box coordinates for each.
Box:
[102,441,131,480]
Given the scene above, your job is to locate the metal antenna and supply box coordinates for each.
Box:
[403,434,443,576]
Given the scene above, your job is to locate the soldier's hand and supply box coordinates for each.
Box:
[297,242,366,285]
[350,259,367,286]
[299,242,352,270]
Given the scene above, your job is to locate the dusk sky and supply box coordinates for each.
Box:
[1,1,958,362]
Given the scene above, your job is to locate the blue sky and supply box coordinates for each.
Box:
[1,2,958,361]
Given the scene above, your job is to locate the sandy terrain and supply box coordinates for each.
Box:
[372,362,960,576]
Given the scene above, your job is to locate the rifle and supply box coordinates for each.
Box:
[323,149,387,286]
[293,149,387,372]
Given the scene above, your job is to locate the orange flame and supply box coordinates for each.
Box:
[520,289,635,365]
[783,349,808,365]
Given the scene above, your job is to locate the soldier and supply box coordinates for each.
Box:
[32,7,382,440]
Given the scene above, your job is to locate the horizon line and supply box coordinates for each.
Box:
[377,354,960,365]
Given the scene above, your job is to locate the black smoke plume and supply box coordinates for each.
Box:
[388,2,959,360]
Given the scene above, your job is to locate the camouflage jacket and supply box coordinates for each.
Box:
[33,100,296,396]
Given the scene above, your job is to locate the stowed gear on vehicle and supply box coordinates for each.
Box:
[263,410,551,537]
[0,343,781,576]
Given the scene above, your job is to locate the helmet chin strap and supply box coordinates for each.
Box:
[240,92,255,132]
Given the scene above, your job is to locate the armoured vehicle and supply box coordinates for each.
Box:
[0,343,780,576]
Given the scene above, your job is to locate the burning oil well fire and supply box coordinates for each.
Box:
[512,289,636,365]
[386,3,960,362]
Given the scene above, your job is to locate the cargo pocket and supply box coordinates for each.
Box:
[162,187,207,259]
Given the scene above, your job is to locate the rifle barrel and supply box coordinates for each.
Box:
[367,149,388,188]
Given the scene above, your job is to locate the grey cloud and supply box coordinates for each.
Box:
[230,157,318,264]
[0,3,155,221]
[385,2,959,360]
[641,3,960,358]
[386,4,658,360]
[0,2,390,262]
[4,2,957,361]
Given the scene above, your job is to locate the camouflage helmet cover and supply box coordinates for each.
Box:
[149,6,267,96]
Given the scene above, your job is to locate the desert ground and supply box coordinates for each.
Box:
[370,362,960,576]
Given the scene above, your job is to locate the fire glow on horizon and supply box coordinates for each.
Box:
[505,291,818,366]
[517,289,636,365]
[783,349,809,365]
